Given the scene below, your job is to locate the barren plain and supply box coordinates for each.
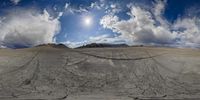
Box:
[0,46,200,100]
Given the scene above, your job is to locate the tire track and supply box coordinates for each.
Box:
[19,59,40,87]
[0,51,40,75]
[143,50,179,74]
[132,50,168,96]
[73,50,167,61]
[143,50,200,97]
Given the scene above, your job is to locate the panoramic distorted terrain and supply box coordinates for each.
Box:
[1,0,200,100]
[0,45,200,100]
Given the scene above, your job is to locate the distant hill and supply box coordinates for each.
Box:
[131,45,144,47]
[35,43,68,48]
[77,43,129,48]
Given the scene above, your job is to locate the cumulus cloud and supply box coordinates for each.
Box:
[0,9,61,48]
[11,0,21,5]
[100,4,176,45]
[153,0,169,28]
[100,1,200,47]
[174,18,200,45]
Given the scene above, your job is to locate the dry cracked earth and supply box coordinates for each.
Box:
[0,46,200,100]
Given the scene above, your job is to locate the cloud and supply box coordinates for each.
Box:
[65,3,69,9]
[106,4,122,14]
[153,0,169,28]
[63,34,131,48]
[90,2,102,10]
[63,3,88,14]
[173,17,200,45]
[88,34,129,44]
[65,6,89,14]
[100,0,200,47]
[100,4,177,45]
[11,0,21,5]
[63,41,87,48]
[0,9,61,48]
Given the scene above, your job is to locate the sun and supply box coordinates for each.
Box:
[83,16,92,27]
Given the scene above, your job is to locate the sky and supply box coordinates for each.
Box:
[0,0,200,48]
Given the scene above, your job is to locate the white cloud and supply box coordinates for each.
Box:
[100,15,119,29]
[65,6,89,14]
[65,3,69,9]
[100,1,200,47]
[11,0,21,5]
[105,3,122,14]
[90,2,102,10]
[63,41,87,48]
[153,0,169,28]
[63,34,129,48]
[110,4,116,8]
[0,9,61,48]
[100,5,177,45]
[88,34,128,44]
[64,2,94,14]
[174,18,200,45]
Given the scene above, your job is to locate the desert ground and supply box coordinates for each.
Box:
[0,46,200,100]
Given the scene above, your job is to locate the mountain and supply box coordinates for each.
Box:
[35,43,68,48]
[77,43,129,48]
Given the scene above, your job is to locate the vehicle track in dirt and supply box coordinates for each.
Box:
[0,47,200,99]
[0,51,40,76]
[73,50,167,61]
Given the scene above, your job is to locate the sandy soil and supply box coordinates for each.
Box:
[0,46,200,100]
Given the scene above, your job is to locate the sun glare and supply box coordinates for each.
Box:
[84,16,92,27]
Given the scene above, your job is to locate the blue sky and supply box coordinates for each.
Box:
[0,0,200,48]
